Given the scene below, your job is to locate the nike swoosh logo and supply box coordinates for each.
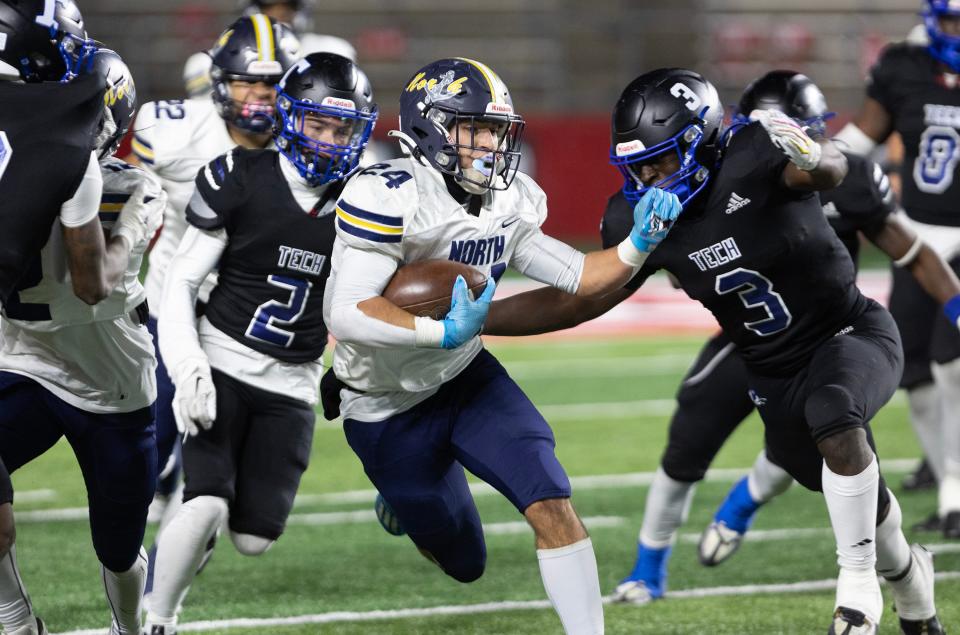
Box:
[502,217,520,228]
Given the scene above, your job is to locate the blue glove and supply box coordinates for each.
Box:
[441,275,496,350]
[629,187,683,253]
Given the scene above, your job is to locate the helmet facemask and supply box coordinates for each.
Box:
[424,103,524,195]
[276,93,377,186]
[213,73,281,134]
[611,115,710,207]
[57,30,98,81]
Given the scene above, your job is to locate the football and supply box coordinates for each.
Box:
[382,259,488,320]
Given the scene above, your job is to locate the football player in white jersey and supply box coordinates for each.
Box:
[322,57,682,635]
[126,14,299,546]
[0,49,165,635]
[144,53,376,635]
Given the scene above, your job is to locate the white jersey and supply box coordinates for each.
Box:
[132,98,237,316]
[324,157,584,422]
[0,158,159,413]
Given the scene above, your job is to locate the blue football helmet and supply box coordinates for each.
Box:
[923,0,960,71]
[610,68,723,208]
[398,57,525,194]
[0,0,98,82]
[734,70,834,138]
[275,53,377,186]
[91,49,136,158]
[209,14,300,133]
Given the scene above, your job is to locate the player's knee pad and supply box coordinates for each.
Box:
[661,450,708,483]
[184,495,229,534]
[435,538,486,583]
[229,531,275,556]
[804,383,860,442]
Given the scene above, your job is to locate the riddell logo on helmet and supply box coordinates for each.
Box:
[485,102,513,115]
[322,96,356,110]
[615,140,646,156]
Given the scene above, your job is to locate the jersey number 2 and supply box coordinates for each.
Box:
[715,268,792,337]
[245,275,312,348]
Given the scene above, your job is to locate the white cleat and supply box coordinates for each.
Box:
[611,579,659,605]
[828,607,878,635]
[697,520,744,566]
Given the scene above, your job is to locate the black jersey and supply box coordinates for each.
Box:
[868,42,960,227]
[601,123,867,376]
[822,153,896,265]
[0,73,105,305]
[187,149,339,364]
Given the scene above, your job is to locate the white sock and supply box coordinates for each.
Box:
[639,468,695,548]
[157,479,185,535]
[747,451,793,503]
[875,489,911,578]
[537,538,604,635]
[932,358,960,514]
[822,456,882,623]
[102,547,147,634]
[907,383,944,482]
[146,496,227,622]
[0,546,35,632]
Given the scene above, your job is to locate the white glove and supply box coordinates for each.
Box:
[172,357,217,437]
[112,180,165,252]
[750,109,822,171]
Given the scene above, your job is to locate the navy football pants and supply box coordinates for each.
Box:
[0,373,156,571]
[344,349,571,583]
[147,317,180,489]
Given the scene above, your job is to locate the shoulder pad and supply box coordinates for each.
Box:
[335,161,414,246]
[132,99,220,169]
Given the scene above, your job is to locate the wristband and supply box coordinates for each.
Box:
[414,316,445,348]
[617,237,650,269]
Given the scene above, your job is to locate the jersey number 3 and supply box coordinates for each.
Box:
[715,268,792,337]
[245,275,312,348]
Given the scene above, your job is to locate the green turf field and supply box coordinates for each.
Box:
[9,335,959,634]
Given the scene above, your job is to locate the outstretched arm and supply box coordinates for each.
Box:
[484,286,633,336]
[865,215,960,308]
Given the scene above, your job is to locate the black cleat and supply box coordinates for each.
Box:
[902,460,937,492]
[899,615,945,635]
[912,511,943,532]
[944,511,960,539]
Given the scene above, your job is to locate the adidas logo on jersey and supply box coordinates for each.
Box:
[725,192,751,214]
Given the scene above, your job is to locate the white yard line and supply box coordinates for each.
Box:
[53,572,960,635]
[294,458,919,506]
[14,489,56,503]
[15,459,923,521]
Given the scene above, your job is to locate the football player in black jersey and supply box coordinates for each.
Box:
[145,53,377,634]
[484,67,942,634]
[834,0,960,539]
[0,0,159,312]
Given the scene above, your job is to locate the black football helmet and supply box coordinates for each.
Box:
[242,0,314,35]
[209,14,300,133]
[91,49,135,158]
[609,68,723,208]
[0,0,98,82]
[398,57,525,194]
[275,53,377,186]
[736,70,833,137]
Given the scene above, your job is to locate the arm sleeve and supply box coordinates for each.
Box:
[325,246,419,348]
[186,150,248,231]
[511,229,585,294]
[58,152,102,228]
[157,225,227,384]
[829,155,897,236]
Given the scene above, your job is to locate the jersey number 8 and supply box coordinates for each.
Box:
[913,125,960,195]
